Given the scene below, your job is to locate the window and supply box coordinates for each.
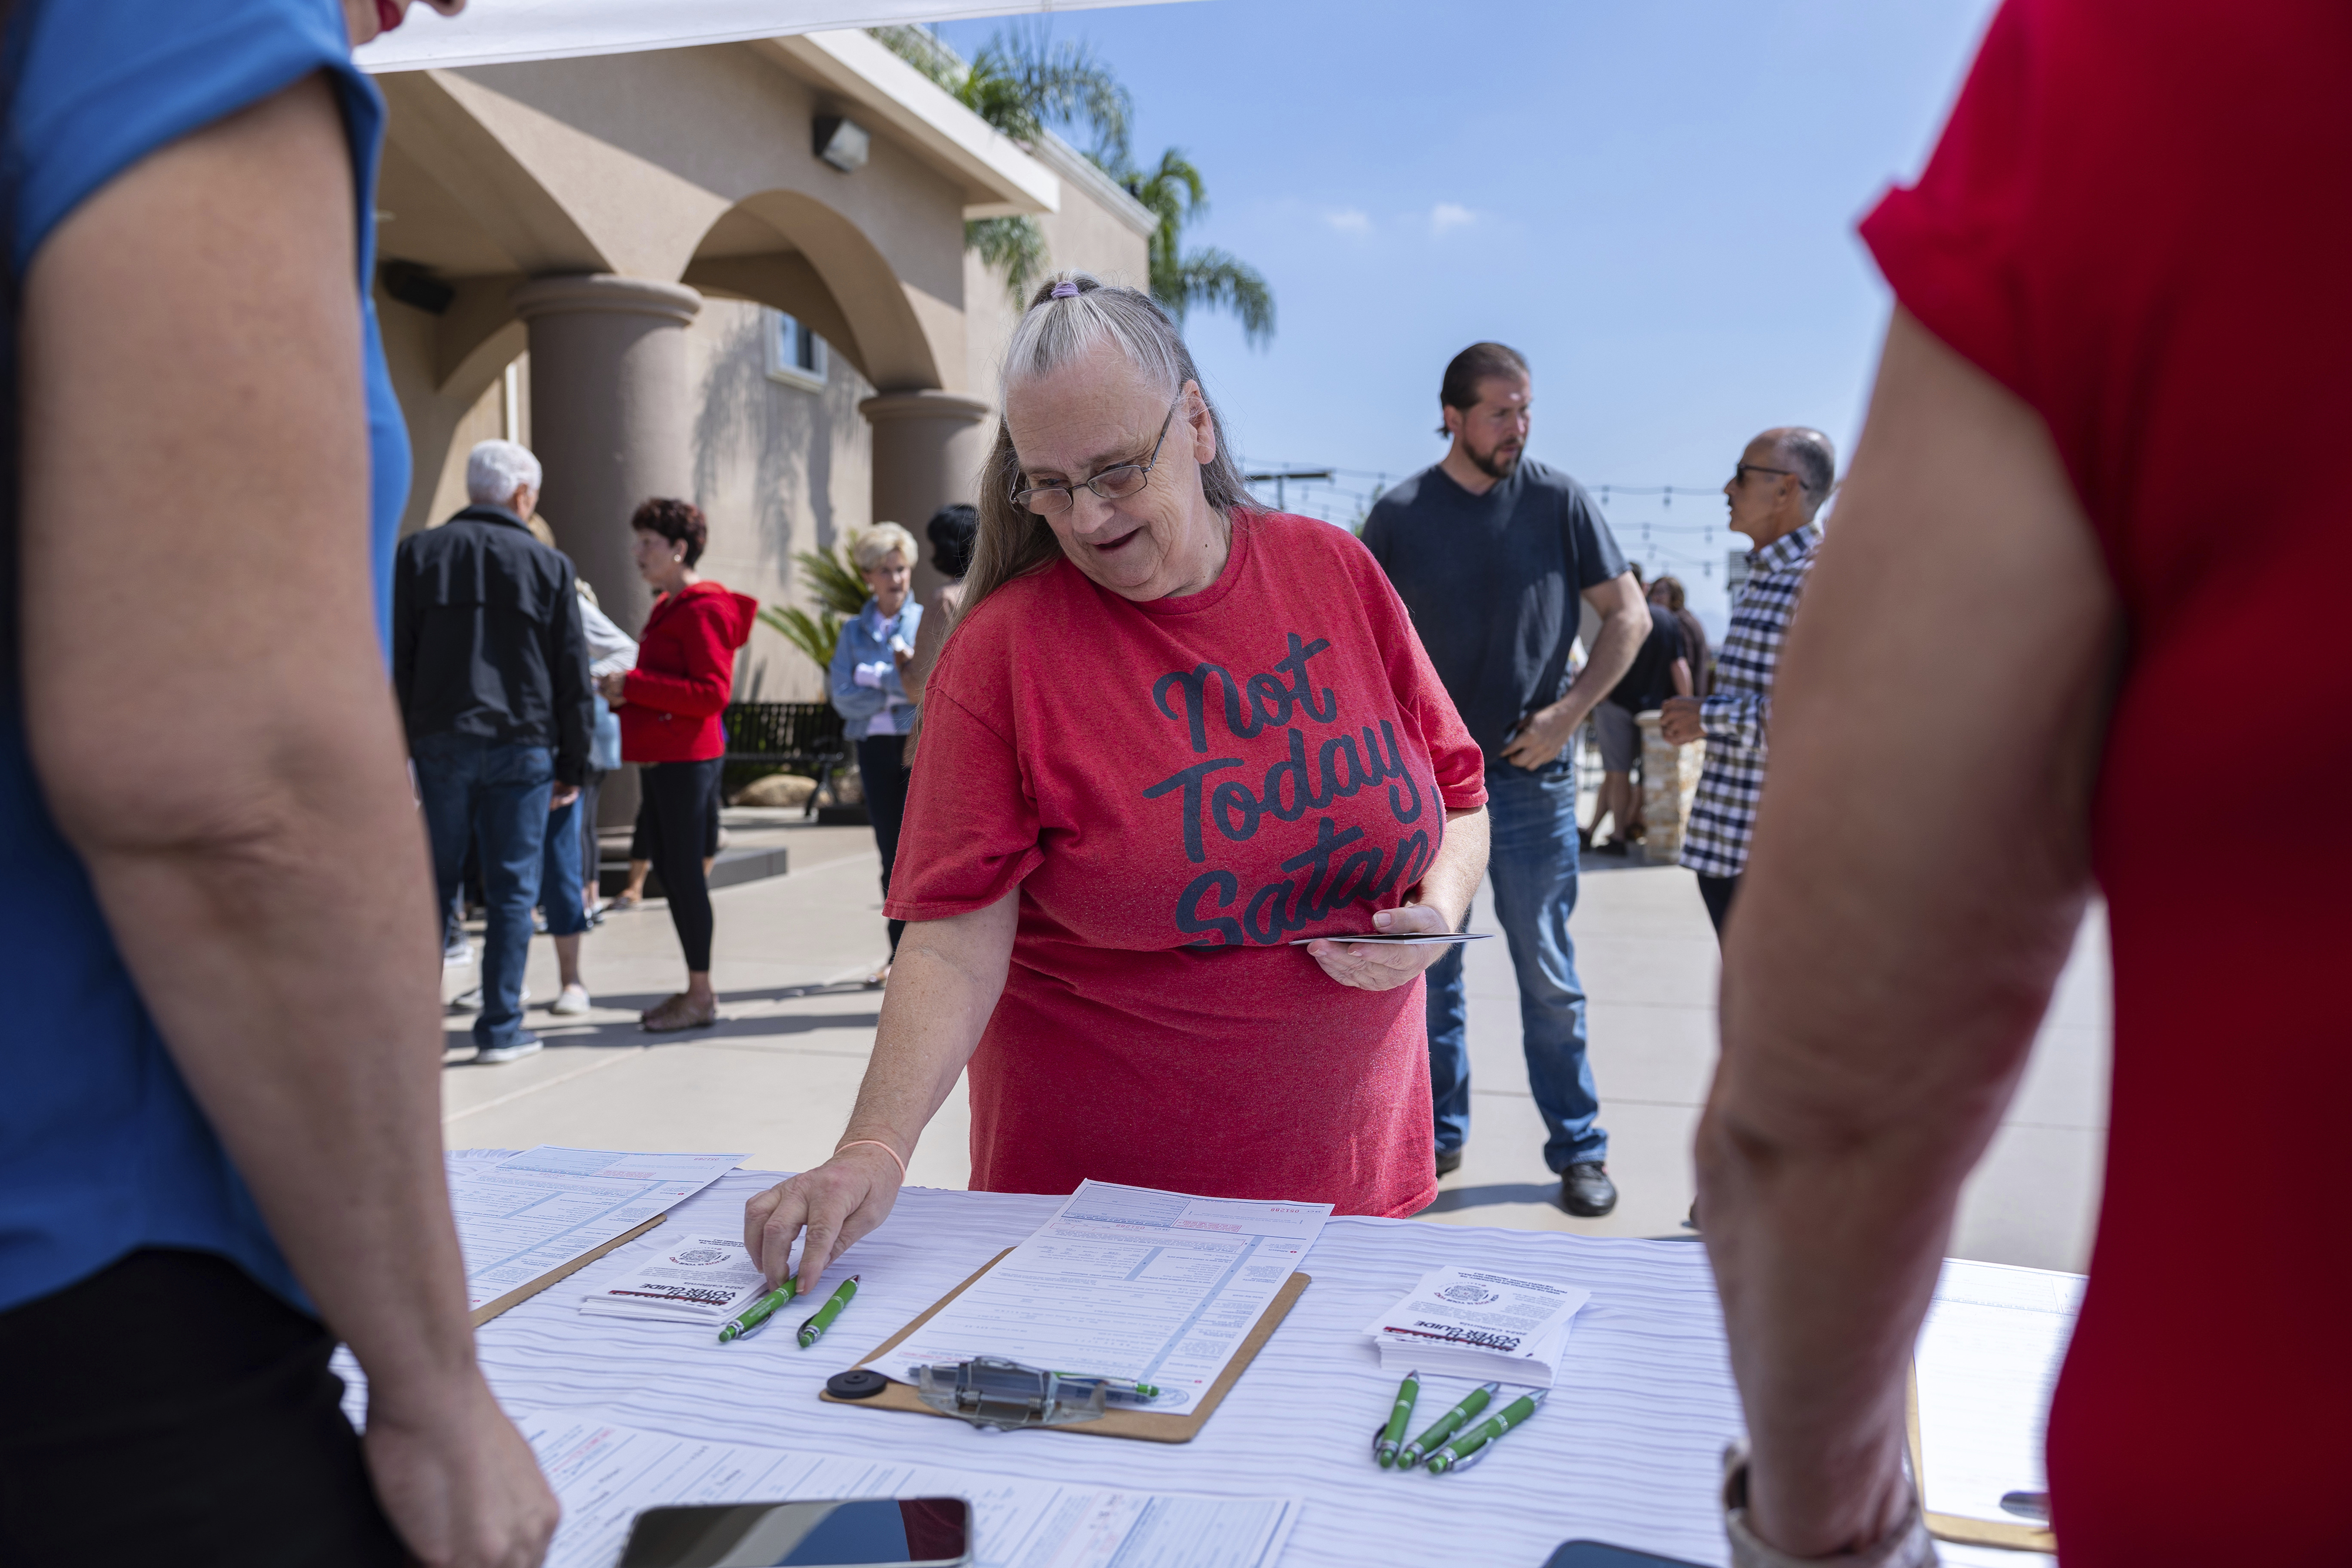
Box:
[765,309,827,392]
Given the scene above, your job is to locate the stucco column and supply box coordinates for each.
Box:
[514,274,703,834]
[860,389,994,601]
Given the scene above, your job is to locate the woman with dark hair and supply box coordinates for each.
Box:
[598,498,757,1032]
[1647,573,1712,698]
[901,502,977,711]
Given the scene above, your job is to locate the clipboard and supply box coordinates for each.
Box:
[818,1246,1310,1443]
[468,1213,669,1327]
[1905,1362,2056,1554]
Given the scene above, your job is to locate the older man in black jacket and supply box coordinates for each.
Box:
[393,439,593,1064]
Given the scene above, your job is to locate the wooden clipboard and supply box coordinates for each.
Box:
[467,1213,668,1327]
[1905,1362,2056,1554]
[818,1246,1309,1443]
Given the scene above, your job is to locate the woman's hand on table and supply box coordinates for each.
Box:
[1304,901,1461,991]
[743,1141,907,1296]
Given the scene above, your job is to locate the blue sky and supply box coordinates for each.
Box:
[938,0,2000,632]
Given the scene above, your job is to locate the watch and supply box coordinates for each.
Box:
[1721,1445,1937,1568]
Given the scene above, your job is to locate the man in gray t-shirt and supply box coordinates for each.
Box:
[1361,342,1648,1217]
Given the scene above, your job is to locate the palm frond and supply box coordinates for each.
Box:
[967,215,1048,306]
[793,546,872,619]
[1160,248,1275,347]
[757,604,841,673]
[971,24,1132,164]
[869,25,965,92]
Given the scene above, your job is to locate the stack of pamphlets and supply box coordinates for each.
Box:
[1362,1265,1591,1387]
[578,1233,774,1326]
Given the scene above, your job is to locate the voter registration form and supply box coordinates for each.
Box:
[524,1412,1301,1568]
[448,1146,746,1313]
[891,1181,1330,1411]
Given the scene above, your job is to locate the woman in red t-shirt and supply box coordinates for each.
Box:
[746,275,1490,1284]
[597,498,756,1034]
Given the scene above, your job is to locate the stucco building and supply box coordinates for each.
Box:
[369,30,1152,799]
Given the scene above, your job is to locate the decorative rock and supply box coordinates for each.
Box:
[732,771,816,809]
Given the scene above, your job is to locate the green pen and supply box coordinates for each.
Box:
[1374,1369,1420,1467]
[1053,1373,1162,1400]
[1398,1380,1499,1469]
[1423,1388,1548,1475]
[716,1277,798,1344]
[796,1275,861,1349]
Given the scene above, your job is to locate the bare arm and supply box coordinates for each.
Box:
[20,77,554,1568]
[1500,570,1646,770]
[1696,308,2119,1554]
[1671,657,1693,698]
[745,890,1018,1292]
[1305,805,1489,991]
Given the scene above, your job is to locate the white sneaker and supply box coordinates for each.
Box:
[442,935,473,969]
[549,984,592,1017]
[475,1035,544,1065]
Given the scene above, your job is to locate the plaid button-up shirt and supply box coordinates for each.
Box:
[1681,522,1821,879]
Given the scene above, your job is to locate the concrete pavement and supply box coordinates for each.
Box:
[443,814,2110,1272]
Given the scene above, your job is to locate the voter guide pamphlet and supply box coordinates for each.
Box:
[1363,1264,1592,1386]
[446,1146,747,1313]
[578,1233,770,1324]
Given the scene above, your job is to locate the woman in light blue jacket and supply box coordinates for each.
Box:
[828,522,923,982]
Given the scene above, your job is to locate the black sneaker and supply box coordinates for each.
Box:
[1435,1147,1464,1178]
[1559,1162,1618,1217]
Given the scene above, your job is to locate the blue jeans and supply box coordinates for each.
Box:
[539,788,589,939]
[1425,751,1605,1171]
[413,735,552,1049]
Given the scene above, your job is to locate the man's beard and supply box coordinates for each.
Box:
[1467,438,1524,480]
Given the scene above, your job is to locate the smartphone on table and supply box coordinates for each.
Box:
[1544,1542,1710,1568]
[619,1497,970,1568]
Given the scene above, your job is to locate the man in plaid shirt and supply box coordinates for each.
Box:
[1661,428,1835,935]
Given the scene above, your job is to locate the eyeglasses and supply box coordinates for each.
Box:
[1011,399,1180,517]
[1730,463,1797,487]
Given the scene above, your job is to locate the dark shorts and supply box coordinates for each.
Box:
[1593,701,1642,773]
[0,1249,406,1567]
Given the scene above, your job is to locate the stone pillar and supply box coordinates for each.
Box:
[1635,710,1705,865]
[859,389,993,601]
[514,274,703,832]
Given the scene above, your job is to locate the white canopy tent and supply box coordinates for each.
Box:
[355,0,1197,73]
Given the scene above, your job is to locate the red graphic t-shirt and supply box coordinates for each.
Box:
[887,510,1485,1216]
[1862,1,2352,1560]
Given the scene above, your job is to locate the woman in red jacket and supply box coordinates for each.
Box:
[596,499,757,1032]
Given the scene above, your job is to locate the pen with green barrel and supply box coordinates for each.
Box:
[797,1275,861,1349]
[717,1276,798,1344]
[1396,1380,1500,1469]
[1423,1388,1548,1475]
[1053,1373,1162,1402]
[1374,1369,1419,1467]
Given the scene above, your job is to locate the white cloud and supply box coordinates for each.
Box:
[1429,202,1476,236]
[1324,208,1373,235]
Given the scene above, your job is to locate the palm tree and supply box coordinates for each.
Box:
[874,25,1128,303]
[1117,148,1274,347]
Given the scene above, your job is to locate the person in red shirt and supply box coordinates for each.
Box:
[744,273,1490,1286]
[1696,2,2350,1564]
[597,499,756,1034]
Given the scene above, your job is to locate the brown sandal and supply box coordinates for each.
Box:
[640,992,716,1032]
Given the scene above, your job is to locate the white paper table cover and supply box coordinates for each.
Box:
[346,1171,2064,1567]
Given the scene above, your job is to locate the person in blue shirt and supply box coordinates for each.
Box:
[827,522,923,984]
[0,2,557,1564]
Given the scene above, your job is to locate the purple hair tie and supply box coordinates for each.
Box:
[1049,280,1081,299]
